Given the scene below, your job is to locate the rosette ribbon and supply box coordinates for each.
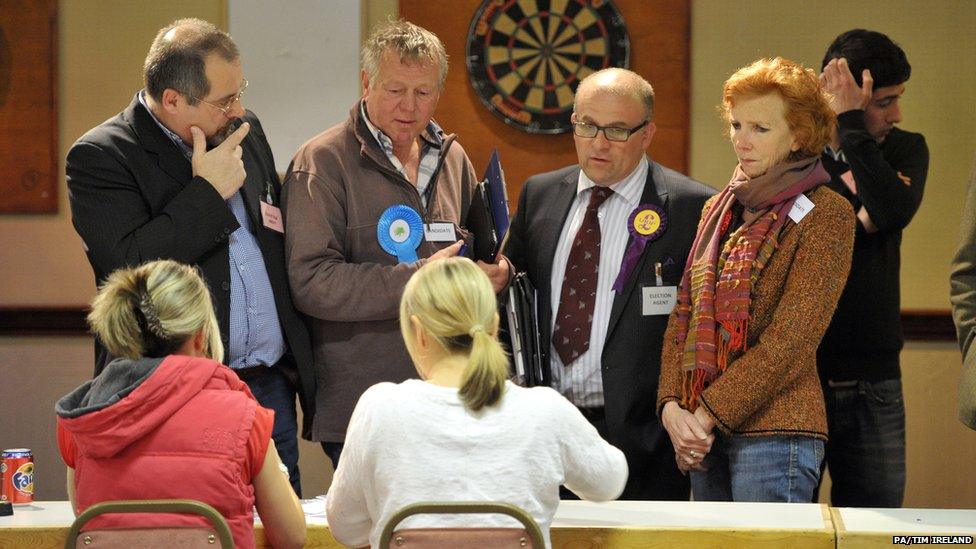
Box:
[613,204,668,292]
[377,204,424,263]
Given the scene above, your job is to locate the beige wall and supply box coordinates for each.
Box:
[0,0,973,507]
[0,0,225,306]
[690,0,976,310]
[2,1,970,307]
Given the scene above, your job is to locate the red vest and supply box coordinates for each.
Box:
[63,356,259,548]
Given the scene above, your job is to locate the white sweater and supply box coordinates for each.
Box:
[325,379,628,548]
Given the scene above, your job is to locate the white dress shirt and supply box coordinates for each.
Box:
[549,157,648,408]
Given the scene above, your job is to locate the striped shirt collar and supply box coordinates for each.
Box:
[138,90,193,160]
[576,155,648,209]
[360,100,443,155]
[824,145,848,164]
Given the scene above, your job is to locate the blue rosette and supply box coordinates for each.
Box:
[377,204,424,263]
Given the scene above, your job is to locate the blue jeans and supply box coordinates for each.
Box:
[691,433,824,502]
[243,365,301,497]
[822,378,906,507]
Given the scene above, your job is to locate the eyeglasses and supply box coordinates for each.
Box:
[573,119,649,142]
[190,78,248,117]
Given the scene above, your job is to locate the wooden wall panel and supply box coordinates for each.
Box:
[400,0,690,207]
[0,0,57,213]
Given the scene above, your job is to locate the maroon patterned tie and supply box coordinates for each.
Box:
[553,186,614,366]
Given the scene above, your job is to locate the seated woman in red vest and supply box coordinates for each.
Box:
[56,260,306,549]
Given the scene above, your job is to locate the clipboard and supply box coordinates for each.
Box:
[464,149,511,262]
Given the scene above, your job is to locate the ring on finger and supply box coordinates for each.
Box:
[690,450,698,459]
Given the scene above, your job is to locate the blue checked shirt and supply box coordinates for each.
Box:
[360,101,442,207]
[139,92,285,369]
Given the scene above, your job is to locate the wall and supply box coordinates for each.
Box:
[228,0,362,173]
[690,0,976,310]
[400,0,691,201]
[0,0,974,507]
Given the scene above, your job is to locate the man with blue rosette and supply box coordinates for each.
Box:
[505,68,714,500]
[283,20,509,468]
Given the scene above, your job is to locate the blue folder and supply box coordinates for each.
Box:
[465,149,511,262]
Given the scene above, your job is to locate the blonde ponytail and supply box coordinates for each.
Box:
[88,260,223,362]
[400,257,508,411]
[458,324,508,411]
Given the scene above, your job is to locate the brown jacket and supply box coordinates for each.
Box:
[657,185,855,440]
[283,104,478,441]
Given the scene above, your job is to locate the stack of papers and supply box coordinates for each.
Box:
[301,494,328,518]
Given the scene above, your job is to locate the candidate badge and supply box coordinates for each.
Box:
[613,204,668,292]
[377,205,424,263]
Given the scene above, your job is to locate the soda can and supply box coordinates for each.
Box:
[1,448,34,504]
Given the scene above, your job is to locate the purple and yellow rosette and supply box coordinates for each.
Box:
[613,204,667,292]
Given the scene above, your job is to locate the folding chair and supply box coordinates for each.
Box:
[378,501,545,548]
[64,499,234,548]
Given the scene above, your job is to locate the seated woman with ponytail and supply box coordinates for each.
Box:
[326,257,627,548]
[55,260,306,549]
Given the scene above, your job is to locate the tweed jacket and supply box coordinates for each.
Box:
[658,185,855,439]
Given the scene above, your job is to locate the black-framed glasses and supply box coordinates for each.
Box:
[191,77,248,117]
[573,119,649,142]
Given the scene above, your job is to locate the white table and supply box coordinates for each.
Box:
[0,500,841,548]
[832,507,976,548]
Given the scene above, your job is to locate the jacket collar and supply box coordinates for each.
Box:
[124,92,193,185]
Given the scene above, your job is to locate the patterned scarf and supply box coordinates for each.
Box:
[675,156,829,410]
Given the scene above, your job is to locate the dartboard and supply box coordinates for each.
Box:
[466,0,630,134]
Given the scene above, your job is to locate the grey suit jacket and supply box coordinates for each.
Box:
[505,158,715,499]
[950,152,976,431]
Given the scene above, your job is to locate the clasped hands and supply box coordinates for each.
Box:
[662,401,716,473]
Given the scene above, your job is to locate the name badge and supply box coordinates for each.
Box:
[788,194,815,224]
[642,286,677,316]
[424,222,457,242]
[261,202,284,233]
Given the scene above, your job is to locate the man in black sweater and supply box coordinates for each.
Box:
[816,29,928,507]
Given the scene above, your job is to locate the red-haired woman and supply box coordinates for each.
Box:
[657,57,855,502]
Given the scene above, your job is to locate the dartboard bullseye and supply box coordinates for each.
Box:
[466,0,630,134]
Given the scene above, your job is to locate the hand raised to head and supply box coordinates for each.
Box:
[820,58,873,115]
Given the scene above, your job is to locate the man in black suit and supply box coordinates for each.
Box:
[65,18,313,495]
[505,68,714,500]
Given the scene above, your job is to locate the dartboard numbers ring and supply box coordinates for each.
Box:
[466,0,630,134]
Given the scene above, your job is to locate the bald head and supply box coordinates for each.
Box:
[143,18,239,103]
[574,68,655,121]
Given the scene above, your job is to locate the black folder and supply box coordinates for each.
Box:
[504,272,544,387]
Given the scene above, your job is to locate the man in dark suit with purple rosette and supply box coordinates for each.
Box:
[505,68,714,500]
